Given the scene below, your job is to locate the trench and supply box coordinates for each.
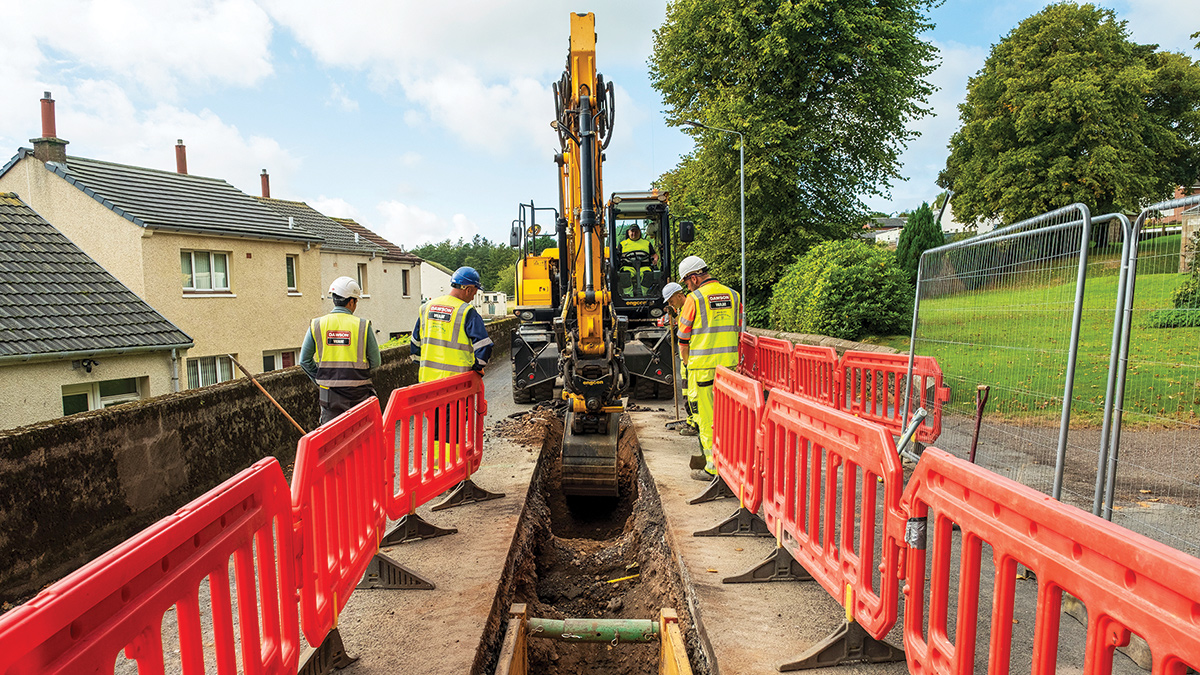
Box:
[473,408,711,675]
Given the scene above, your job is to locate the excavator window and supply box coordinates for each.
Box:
[615,219,663,301]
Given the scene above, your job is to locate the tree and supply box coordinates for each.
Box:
[895,202,942,282]
[769,239,913,340]
[940,3,1200,226]
[411,235,518,293]
[650,0,938,326]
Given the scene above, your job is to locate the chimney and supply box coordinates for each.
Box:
[30,91,69,163]
[260,169,270,198]
[175,139,187,174]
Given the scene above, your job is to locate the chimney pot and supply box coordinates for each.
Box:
[175,140,187,174]
[260,169,270,198]
[31,92,68,163]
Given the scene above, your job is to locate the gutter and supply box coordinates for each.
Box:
[0,342,195,367]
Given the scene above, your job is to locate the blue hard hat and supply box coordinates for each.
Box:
[451,266,483,289]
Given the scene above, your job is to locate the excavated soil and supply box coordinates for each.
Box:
[474,409,710,675]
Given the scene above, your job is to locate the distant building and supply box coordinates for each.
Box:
[331,217,424,340]
[475,291,509,318]
[936,200,998,239]
[0,193,193,429]
[0,93,325,387]
[421,260,454,303]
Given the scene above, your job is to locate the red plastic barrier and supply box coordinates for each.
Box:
[711,366,765,512]
[789,344,838,406]
[837,351,950,443]
[384,372,487,520]
[759,388,906,639]
[755,336,793,391]
[738,332,758,379]
[900,448,1200,675]
[0,458,299,674]
[292,397,387,646]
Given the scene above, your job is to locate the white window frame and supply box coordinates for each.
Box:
[357,262,369,296]
[181,250,231,292]
[402,268,410,297]
[62,377,143,415]
[262,349,299,372]
[286,255,299,293]
[186,355,236,388]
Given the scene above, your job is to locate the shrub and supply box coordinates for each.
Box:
[769,239,914,340]
[1142,308,1200,329]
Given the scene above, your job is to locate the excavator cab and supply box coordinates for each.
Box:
[608,191,676,400]
[509,203,562,404]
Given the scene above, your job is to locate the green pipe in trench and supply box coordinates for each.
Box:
[528,617,660,643]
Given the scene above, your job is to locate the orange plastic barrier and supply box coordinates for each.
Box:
[0,458,299,674]
[384,371,488,520]
[789,344,839,406]
[738,332,758,379]
[711,366,765,512]
[755,336,793,391]
[838,351,950,443]
[900,448,1200,675]
[759,389,906,639]
[291,397,387,646]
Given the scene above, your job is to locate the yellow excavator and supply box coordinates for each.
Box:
[550,12,627,497]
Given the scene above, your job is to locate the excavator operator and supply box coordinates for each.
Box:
[618,224,657,297]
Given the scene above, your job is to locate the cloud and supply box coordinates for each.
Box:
[14,0,274,97]
[373,200,478,248]
[308,196,360,220]
[398,152,421,168]
[328,82,359,112]
[1120,0,1200,54]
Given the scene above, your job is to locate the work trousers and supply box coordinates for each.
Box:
[687,366,717,474]
[318,384,376,426]
[680,363,698,430]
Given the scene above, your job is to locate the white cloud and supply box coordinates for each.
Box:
[373,201,477,248]
[16,0,274,97]
[398,151,422,168]
[308,196,360,220]
[328,82,359,112]
[1121,0,1200,54]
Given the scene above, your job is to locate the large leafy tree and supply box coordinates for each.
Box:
[411,235,518,293]
[651,0,938,325]
[940,3,1200,225]
[895,202,942,282]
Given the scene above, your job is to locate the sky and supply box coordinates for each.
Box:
[1,1,1197,251]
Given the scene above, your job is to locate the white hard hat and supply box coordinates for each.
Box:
[328,276,362,299]
[678,255,707,279]
[661,282,684,302]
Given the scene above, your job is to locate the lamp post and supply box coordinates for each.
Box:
[685,120,745,327]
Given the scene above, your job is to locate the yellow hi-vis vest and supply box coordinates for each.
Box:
[311,312,372,388]
[417,295,476,382]
[684,281,741,370]
[619,236,651,263]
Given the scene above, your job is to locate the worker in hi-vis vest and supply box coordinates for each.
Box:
[300,276,381,425]
[675,255,741,480]
[658,282,698,438]
[410,267,493,471]
[618,223,657,297]
[410,266,493,381]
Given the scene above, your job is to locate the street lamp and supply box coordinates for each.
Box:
[685,120,745,327]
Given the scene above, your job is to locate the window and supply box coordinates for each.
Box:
[62,377,143,415]
[186,355,235,388]
[357,263,368,294]
[286,255,298,291]
[402,268,410,296]
[263,349,297,372]
[181,251,230,291]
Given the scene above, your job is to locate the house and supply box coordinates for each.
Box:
[474,291,509,318]
[936,200,998,239]
[330,216,424,340]
[421,260,454,303]
[0,193,193,428]
[0,93,325,386]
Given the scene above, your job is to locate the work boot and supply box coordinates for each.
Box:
[689,453,706,470]
[690,469,715,482]
[679,424,699,437]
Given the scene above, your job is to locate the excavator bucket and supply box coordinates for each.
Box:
[560,410,620,497]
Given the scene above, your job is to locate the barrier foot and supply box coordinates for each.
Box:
[430,479,505,511]
[381,514,457,546]
[358,551,435,590]
[778,621,904,671]
[688,474,735,505]
[724,546,812,584]
[693,506,772,537]
[298,627,358,675]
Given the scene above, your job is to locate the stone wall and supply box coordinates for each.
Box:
[0,317,516,607]
[745,326,900,355]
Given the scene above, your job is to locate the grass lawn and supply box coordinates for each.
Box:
[899,235,1200,427]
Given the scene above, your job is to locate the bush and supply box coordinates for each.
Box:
[1142,308,1200,329]
[769,239,914,340]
